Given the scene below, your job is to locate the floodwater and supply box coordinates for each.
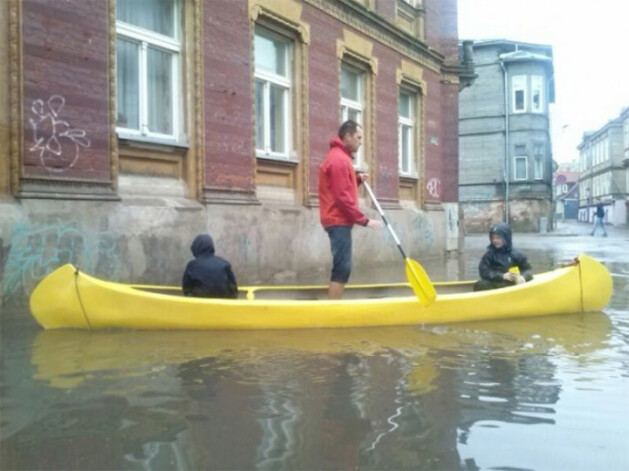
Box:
[1,230,628,470]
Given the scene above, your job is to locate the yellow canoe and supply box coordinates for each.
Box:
[29,254,612,330]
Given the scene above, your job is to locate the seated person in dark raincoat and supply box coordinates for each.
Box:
[182,234,238,298]
[473,223,533,291]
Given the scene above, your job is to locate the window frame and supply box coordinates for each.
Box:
[533,143,544,180]
[340,63,366,169]
[512,75,527,114]
[398,88,417,176]
[254,26,294,160]
[115,2,182,144]
[531,75,543,113]
[514,155,528,181]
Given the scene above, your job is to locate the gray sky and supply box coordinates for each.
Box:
[458,0,629,163]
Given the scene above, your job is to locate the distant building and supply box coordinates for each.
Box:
[577,110,628,225]
[553,164,579,220]
[458,40,555,232]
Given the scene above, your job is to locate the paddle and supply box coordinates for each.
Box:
[362,181,437,305]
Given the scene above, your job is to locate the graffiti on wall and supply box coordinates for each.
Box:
[426,177,441,199]
[412,215,435,250]
[28,95,91,173]
[3,219,118,299]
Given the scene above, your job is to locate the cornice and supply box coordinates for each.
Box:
[250,0,310,44]
[303,0,443,73]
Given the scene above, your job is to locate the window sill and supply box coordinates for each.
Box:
[117,132,189,150]
[256,154,299,165]
[399,173,419,181]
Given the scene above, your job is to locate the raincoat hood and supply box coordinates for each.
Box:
[191,234,215,257]
[329,136,353,158]
[488,223,512,250]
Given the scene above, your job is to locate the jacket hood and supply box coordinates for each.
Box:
[329,136,353,158]
[191,234,215,257]
[489,223,512,250]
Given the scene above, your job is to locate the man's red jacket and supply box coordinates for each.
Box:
[318,136,368,228]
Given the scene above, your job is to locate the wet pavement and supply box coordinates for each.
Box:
[1,221,628,470]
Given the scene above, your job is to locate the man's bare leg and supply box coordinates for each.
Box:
[328,281,345,299]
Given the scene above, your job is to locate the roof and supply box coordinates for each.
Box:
[465,39,553,52]
[554,170,579,184]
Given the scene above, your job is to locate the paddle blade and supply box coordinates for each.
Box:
[405,258,437,305]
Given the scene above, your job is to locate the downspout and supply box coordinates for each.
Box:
[500,59,510,223]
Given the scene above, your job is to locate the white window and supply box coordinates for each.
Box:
[398,90,416,175]
[533,143,544,180]
[514,145,527,180]
[116,0,181,142]
[531,76,543,113]
[514,156,528,180]
[254,28,292,159]
[340,65,366,168]
[512,75,526,113]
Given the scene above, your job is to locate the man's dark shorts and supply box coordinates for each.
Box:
[325,225,352,283]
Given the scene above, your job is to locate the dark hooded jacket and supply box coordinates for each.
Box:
[478,223,533,283]
[182,234,238,298]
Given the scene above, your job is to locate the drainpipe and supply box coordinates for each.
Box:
[500,59,510,223]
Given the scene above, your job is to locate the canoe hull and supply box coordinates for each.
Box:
[29,255,612,330]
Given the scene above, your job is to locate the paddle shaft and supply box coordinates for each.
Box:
[362,182,407,259]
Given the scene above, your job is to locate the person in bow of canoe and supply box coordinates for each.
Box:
[318,120,383,299]
[473,223,533,291]
[182,233,238,299]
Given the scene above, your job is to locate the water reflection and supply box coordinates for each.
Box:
[0,313,610,470]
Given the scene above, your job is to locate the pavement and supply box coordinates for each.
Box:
[538,220,629,239]
[464,219,629,258]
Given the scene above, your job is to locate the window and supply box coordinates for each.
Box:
[254,27,293,159]
[531,76,543,113]
[514,145,527,180]
[398,90,416,175]
[340,65,365,168]
[116,0,181,142]
[533,143,544,180]
[512,75,526,113]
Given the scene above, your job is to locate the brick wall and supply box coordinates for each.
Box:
[204,0,255,191]
[21,0,111,181]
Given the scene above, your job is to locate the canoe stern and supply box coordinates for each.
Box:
[29,264,91,329]
[578,254,613,311]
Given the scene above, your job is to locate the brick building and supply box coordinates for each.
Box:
[0,0,473,307]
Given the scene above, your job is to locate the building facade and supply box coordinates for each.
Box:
[458,40,555,233]
[0,0,473,308]
[577,110,628,225]
[553,164,579,221]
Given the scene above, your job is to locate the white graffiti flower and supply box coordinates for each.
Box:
[29,95,91,173]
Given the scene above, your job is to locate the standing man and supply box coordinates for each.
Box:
[319,120,383,299]
[591,200,608,237]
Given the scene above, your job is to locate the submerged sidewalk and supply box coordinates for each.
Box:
[544,220,629,239]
